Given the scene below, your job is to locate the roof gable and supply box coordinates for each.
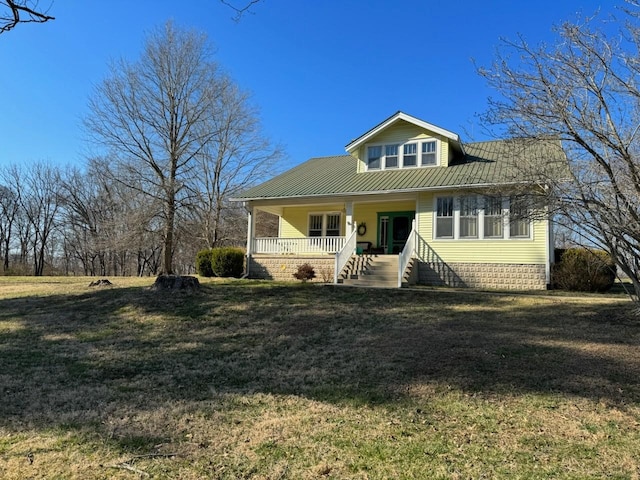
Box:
[345,111,462,153]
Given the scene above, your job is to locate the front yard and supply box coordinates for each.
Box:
[0,277,637,479]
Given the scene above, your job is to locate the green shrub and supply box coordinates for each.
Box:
[293,263,316,282]
[552,248,616,292]
[211,247,245,278]
[195,249,215,277]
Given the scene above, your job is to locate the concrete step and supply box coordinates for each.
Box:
[338,254,408,288]
[342,279,398,288]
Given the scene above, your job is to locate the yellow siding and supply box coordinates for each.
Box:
[441,137,449,167]
[355,152,364,173]
[280,205,345,237]
[368,122,431,144]
[275,194,548,265]
[353,200,417,245]
[417,192,548,264]
[352,120,450,170]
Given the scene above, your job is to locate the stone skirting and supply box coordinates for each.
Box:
[249,255,548,290]
[418,261,547,290]
[248,255,335,283]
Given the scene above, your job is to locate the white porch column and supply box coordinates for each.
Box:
[245,203,255,255]
[345,201,354,233]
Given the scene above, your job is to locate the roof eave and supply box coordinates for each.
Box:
[231,180,531,203]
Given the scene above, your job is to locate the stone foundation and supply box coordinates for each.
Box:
[418,261,547,290]
[249,255,547,290]
[248,255,335,283]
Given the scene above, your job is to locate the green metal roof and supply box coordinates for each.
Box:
[233,139,566,202]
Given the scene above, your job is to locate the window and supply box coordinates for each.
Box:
[309,214,323,237]
[435,197,454,238]
[364,139,439,170]
[403,143,417,167]
[385,144,399,168]
[326,213,341,236]
[510,197,531,238]
[434,195,532,240]
[459,196,478,238]
[484,196,504,238]
[308,213,342,237]
[367,146,381,170]
[421,140,437,166]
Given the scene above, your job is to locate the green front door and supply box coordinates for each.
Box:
[377,211,415,254]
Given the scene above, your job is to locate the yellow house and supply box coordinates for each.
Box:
[233,112,565,289]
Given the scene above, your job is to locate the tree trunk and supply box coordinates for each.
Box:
[162,195,175,275]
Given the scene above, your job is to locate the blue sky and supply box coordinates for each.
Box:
[0,0,610,171]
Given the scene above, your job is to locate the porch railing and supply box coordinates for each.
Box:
[253,236,346,255]
[398,219,417,288]
[334,223,358,284]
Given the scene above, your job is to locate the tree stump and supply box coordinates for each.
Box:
[152,275,200,291]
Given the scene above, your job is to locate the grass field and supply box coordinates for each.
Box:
[0,276,638,479]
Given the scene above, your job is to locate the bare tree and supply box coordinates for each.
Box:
[0,182,20,271]
[192,83,282,248]
[479,3,640,299]
[60,158,165,277]
[1,0,54,33]
[85,22,232,275]
[3,163,63,275]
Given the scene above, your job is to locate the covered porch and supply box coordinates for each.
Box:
[244,195,419,287]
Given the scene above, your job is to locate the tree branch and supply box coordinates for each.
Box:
[219,0,261,21]
[0,1,54,34]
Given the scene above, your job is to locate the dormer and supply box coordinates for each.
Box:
[345,112,465,173]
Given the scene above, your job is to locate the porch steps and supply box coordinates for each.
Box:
[339,255,411,288]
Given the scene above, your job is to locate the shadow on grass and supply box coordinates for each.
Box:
[0,282,637,451]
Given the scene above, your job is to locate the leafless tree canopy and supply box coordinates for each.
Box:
[85,21,280,275]
[0,0,54,33]
[479,2,640,300]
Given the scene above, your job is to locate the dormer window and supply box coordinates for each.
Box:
[385,144,399,168]
[403,143,417,167]
[421,140,437,166]
[365,139,439,171]
[367,146,382,169]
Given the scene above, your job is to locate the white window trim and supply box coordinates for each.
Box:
[435,196,455,239]
[458,196,479,239]
[308,212,342,237]
[365,138,440,171]
[482,196,507,239]
[420,140,438,166]
[433,195,533,241]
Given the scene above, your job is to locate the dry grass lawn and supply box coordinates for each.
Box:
[0,276,638,479]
